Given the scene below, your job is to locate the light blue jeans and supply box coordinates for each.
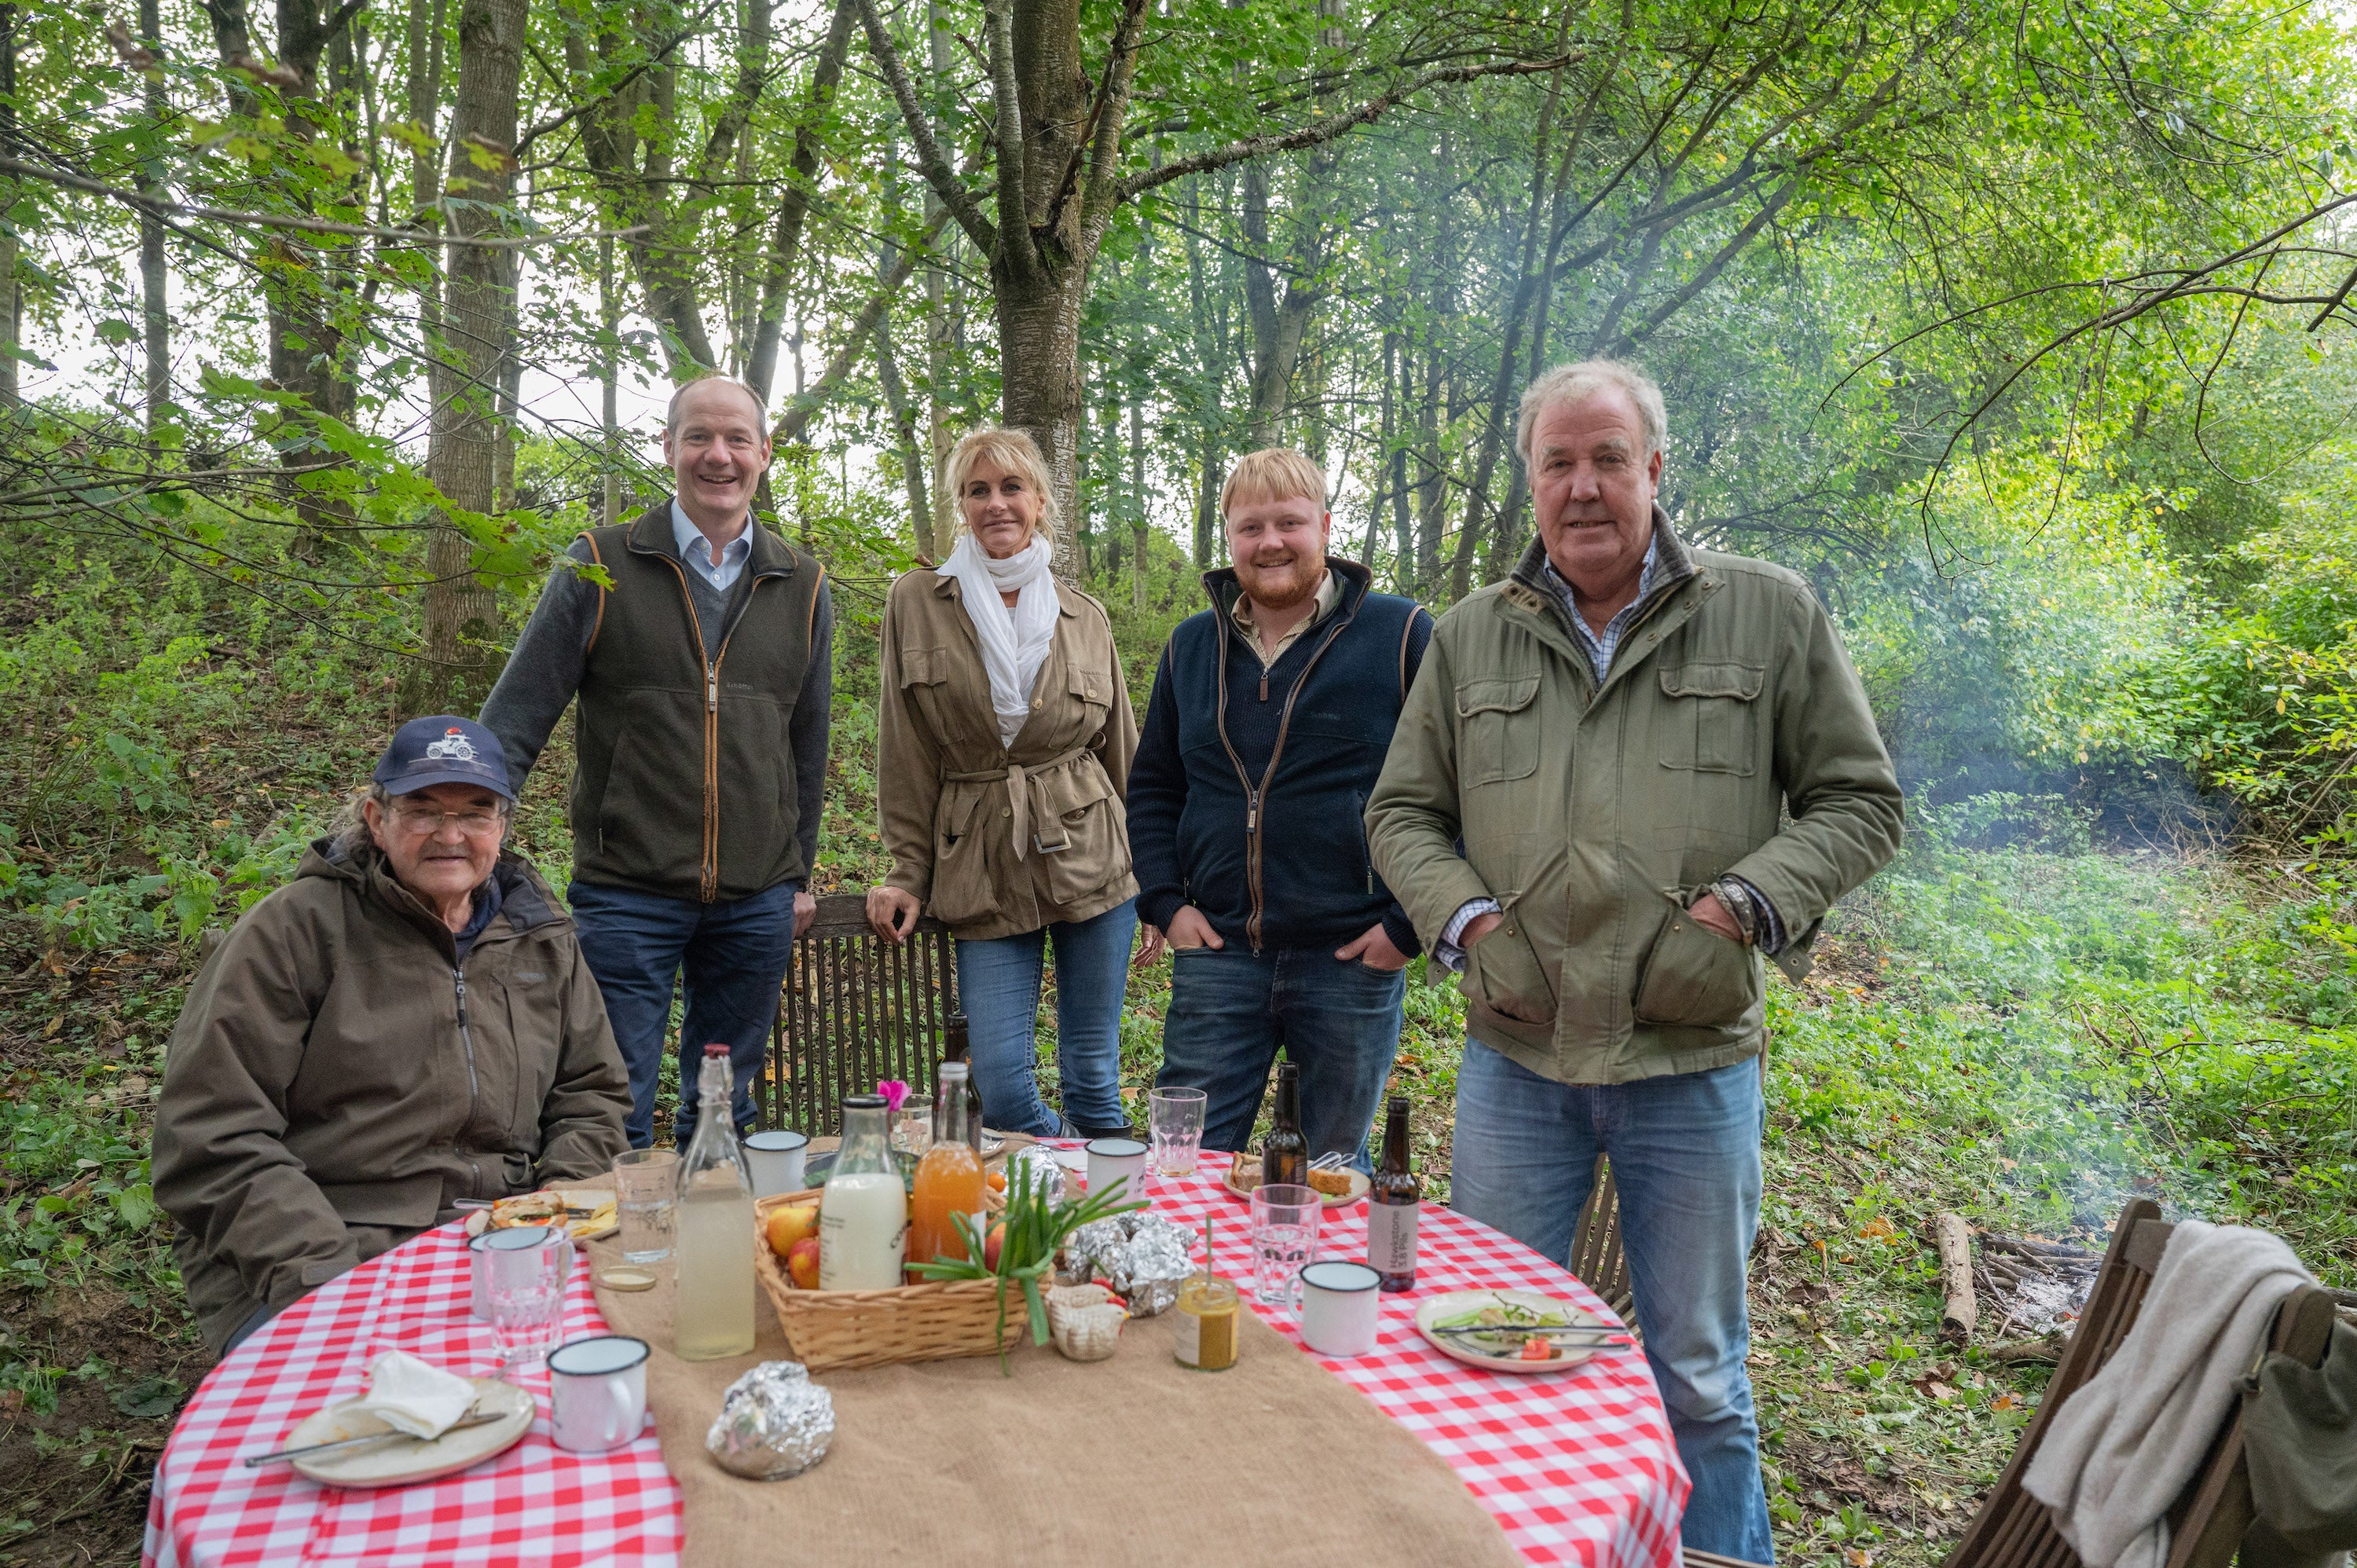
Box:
[1451,1042,1773,1563]
[955,899,1136,1137]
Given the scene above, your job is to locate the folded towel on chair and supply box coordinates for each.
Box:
[2024,1219,2314,1568]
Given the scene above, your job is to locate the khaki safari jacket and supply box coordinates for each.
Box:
[878,566,1141,940]
[153,841,630,1352]
[1365,513,1902,1084]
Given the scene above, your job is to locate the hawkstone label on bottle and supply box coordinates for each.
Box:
[1368,1201,1418,1274]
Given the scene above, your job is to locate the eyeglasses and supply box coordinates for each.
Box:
[389,805,508,837]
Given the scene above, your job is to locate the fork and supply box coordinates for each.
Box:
[1310,1152,1351,1172]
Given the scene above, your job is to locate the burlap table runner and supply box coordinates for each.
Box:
[587,1234,1519,1566]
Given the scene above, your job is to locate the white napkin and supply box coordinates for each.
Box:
[350,1350,476,1439]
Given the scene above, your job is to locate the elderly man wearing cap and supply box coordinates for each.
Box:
[153,716,632,1354]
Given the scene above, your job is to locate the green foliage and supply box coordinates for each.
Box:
[1765,804,2357,1282]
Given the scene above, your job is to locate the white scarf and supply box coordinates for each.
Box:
[939,532,1058,748]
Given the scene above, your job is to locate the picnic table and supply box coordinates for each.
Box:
[145,1149,1688,1567]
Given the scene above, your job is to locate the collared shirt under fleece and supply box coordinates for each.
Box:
[670,501,751,593]
[1229,567,1343,667]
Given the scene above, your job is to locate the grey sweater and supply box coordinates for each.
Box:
[481,531,834,885]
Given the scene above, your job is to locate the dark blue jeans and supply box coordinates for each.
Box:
[955,899,1136,1137]
[1153,946,1406,1171]
[1451,1042,1773,1562]
[567,877,797,1148]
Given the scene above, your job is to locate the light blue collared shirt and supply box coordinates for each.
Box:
[671,501,751,593]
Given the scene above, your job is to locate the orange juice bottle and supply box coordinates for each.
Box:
[909,1062,987,1267]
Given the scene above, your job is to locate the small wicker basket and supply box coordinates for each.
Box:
[753,1188,1017,1372]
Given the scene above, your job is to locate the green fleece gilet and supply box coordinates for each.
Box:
[570,506,826,903]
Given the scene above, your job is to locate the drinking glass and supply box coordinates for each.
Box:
[1149,1087,1207,1175]
[613,1149,679,1266]
[486,1230,566,1370]
[893,1096,933,1159]
[1249,1183,1320,1309]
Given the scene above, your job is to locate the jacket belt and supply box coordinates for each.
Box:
[943,743,1095,859]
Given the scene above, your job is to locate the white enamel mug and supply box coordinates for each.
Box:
[547,1335,651,1453]
[742,1130,811,1198]
[471,1225,561,1322]
[1298,1260,1384,1357]
[1083,1138,1148,1203]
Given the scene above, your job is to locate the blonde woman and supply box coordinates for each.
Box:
[867,428,1140,1137]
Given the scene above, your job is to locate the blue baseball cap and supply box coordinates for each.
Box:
[373,716,517,802]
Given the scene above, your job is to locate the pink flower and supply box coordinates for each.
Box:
[877,1079,910,1114]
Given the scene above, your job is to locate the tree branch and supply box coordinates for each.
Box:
[0,156,643,247]
[514,0,728,156]
[981,0,1032,283]
[773,206,954,442]
[1076,0,1151,234]
[856,0,996,256]
[1119,53,1580,203]
[1605,177,1799,356]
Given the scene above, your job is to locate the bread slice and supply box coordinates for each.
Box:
[1306,1166,1354,1198]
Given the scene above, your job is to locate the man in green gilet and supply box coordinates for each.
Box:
[482,376,832,1149]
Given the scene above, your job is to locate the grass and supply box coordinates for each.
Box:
[3,545,2354,1565]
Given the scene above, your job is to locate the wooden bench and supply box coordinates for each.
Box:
[764,890,959,1136]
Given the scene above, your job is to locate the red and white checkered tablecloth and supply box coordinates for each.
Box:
[147,1152,1685,1568]
[143,1226,683,1568]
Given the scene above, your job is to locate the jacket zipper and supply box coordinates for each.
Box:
[453,965,482,1198]
[1211,582,1364,951]
[648,551,793,903]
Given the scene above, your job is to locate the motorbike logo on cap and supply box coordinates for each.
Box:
[423,727,478,763]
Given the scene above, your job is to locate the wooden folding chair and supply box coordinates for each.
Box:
[1570,1153,1636,1321]
[764,890,959,1136]
[1685,1197,2339,1568]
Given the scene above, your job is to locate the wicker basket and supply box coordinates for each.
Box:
[753,1188,1017,1372]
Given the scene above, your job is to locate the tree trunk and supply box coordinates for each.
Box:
[1193,427,1221,569]
[1240,159,1330,450]
[599,233,620,525]
[137,0,168,438]
[1384,327,1410,588]
[405,0,526,718]
[1451,41,1572,599]
[746,0,856,401]
[2,2,23,408]
[921,0,957,551]
[1129,374,1147,610]
[996,265,1092,574]
[1412,334,1444,590]
[875,310,932,550]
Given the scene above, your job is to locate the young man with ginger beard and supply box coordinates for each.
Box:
[1127,448,1434,1171]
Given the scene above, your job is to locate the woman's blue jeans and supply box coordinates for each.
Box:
[1450,1041,1775,1563]
[955,899,1135,1137]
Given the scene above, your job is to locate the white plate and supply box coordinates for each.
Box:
[1416,1289,1607,1374]
[463,1186,618,1241]
[288,1376,534,1487]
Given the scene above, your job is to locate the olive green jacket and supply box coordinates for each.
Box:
[153,841,630,1351]
[1365,515,1902,1084]
[877,565,1141,940]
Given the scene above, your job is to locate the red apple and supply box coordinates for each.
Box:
[786,1236,821,1290]
[983,1222,1006,1271]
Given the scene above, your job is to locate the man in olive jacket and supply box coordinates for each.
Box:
[155,717,630,1354]
[1366,360,1902,1560]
